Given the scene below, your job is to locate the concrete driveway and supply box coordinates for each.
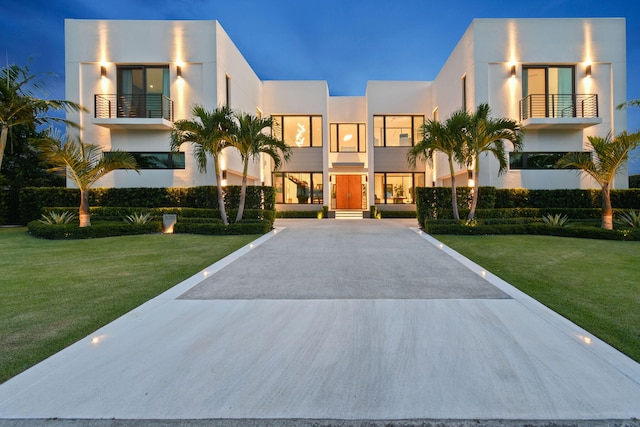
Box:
[1,219,639,426]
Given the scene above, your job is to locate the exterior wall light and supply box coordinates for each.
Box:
[586,64,592,77]
[100,65,107,79]
[510,64,516,78]
[222,169,227,180]
[176,65,182,78]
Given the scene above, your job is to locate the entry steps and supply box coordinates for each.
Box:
[334,210,363,219]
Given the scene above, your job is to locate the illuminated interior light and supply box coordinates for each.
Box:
[343,134,353,142]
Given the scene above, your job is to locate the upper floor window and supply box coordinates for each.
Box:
[523,66,575,97]
[330,123,366,152]
[461,75,467,110]
[272,116,323,148]
[117,65,170,119]
[373,115,423,147]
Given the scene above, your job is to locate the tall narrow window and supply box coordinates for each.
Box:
[461,75,467,110]
[225,75,231,107]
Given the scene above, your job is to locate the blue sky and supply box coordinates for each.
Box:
[3,0,640,173]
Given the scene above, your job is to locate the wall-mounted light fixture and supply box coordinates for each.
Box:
[176,65,182,78]
[222,170,227,180]
[100,65,107,79]
[585,64,592,77]
[510,64,516,78]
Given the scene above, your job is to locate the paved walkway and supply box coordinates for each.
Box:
[1,219,640,427]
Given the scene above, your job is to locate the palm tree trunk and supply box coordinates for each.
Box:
[468,158,480,220]
[79,189,91,227]
[447,157,460,220]
[236,159,249,222]
[0,124,8,170]
[213,158,228,226]
[601,183,613,230]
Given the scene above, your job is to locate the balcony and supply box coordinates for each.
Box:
[519,94,602,129]
[93,94,174,130]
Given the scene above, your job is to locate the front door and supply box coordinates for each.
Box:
[336,175,362,209]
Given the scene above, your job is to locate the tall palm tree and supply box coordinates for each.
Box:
[556,132,640,230]
[0,64,84,170]
[229,112,291,222]
[39,134,139,227]
[171,105,234,225]
[408,110,467,220]
[462,103,524,220]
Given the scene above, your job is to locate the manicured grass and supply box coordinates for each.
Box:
[0,227,260,383]
[436,234,640,362]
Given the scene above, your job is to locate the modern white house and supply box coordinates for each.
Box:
[64,17,628,215]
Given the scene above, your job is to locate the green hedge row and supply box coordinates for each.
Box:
[27,221,162,239]
[27,218,273,239]
[44,207,275,224]
[423,207,608,221]
[19,186,276,225]
[275,210,322,218]
[377,210,417,218]
[424,221,640,241]
[416,187,640,225]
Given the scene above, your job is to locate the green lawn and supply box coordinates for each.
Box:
[0,227,260,383]
[436,234,640,362]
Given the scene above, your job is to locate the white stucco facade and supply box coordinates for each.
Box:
[65,17,628,212]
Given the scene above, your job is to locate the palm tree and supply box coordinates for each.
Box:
[556,132,640,230]
[171,105,234,225]
[229,112,291,222]
[462,103,524,220]
[0,64,84,170]
[408,110,467,220]
[39,134,139,227]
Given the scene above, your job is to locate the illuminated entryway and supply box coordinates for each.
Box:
[333,175,366,210]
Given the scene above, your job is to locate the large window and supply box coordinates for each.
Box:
[373,116,423,147]
[117,65,170,119]
[509,152,587,170]
[522,66,575,118]
[273,172,323,204]
[374,173,425,204]
[105,152,185,169]
[272,116,323,147]
[330,123,366,152]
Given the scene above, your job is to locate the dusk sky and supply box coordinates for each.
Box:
[3,0,640,172]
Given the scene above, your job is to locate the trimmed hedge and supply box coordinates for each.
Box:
[19,186,276,224]
[27,220,162,240]
[416,187,640,225]
[423,221,640,241]
[174,220,272,235]
[275,210,322,218]
[43,207,275,225]
[377,210,417,218]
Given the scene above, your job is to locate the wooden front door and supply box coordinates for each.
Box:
[336,175,362,209]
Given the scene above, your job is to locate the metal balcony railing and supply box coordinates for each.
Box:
[94,94,174,121]
[519,94,598,121]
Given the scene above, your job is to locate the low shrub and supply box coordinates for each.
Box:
[28,220,162,240]
[275,210,322,218]
[377,210,417,218]
[423,220,640,241]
